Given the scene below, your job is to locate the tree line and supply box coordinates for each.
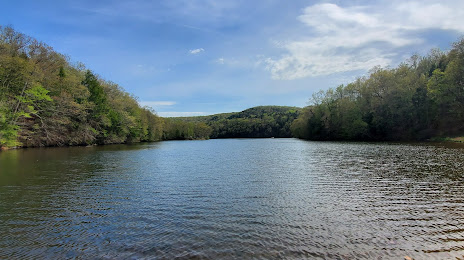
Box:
[291,38,464,141]
[0,26,209,149]
[2,26,463,148]
[171,106,301,138]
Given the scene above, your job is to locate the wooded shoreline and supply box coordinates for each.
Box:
[1,26,463,149]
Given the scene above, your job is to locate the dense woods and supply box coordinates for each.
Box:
[162,119,212,140]
[2,26,463,148]
[171,106,301,138]
[0,26,209,149]
[291,38,464,141]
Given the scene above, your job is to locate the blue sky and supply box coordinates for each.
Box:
[1,0,463,116]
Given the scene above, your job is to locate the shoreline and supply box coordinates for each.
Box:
[2,136,464,152]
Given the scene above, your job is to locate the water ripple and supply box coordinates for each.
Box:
[1,140,464,259]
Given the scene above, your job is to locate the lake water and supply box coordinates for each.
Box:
[1,139,464,259]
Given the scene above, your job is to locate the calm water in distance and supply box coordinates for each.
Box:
[1,138,464,259]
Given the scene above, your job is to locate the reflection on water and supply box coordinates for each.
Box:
[1,139,464,259]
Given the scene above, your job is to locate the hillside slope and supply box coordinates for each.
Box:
[171,106,301,138]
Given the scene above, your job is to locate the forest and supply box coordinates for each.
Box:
[0,26,297,149]
[291,38,464,141]
[171,106,301,138]
[1,25,463,149]
[0,26,210,149]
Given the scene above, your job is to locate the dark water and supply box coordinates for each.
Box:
[1,139,464,259]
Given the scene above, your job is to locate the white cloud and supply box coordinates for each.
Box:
[139,101,176,107]
[265,1,464,80]
[157,111,212,117]
[395,1,464,32]
[216,57,225,64]
[189,48,204,54]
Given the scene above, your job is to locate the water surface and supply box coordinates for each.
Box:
[1,139,464,259]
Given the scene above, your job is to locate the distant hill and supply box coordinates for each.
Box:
[171,106,302,138]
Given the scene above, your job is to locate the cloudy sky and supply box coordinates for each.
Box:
[1,0,463,116]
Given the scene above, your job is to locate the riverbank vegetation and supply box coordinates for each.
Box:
[0,26,209,149]
[291,38,464,141]
[1,26,463,148]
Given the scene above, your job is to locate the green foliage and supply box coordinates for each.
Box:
[171,106,301,139]
[26,84,53,102]
[82,70,107,114]
[162,119,212,140]
[0,103,20,147]
[2,25,463,146]
[58,66,65,78]
[0,26,165,148]
[292,38,464,141]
